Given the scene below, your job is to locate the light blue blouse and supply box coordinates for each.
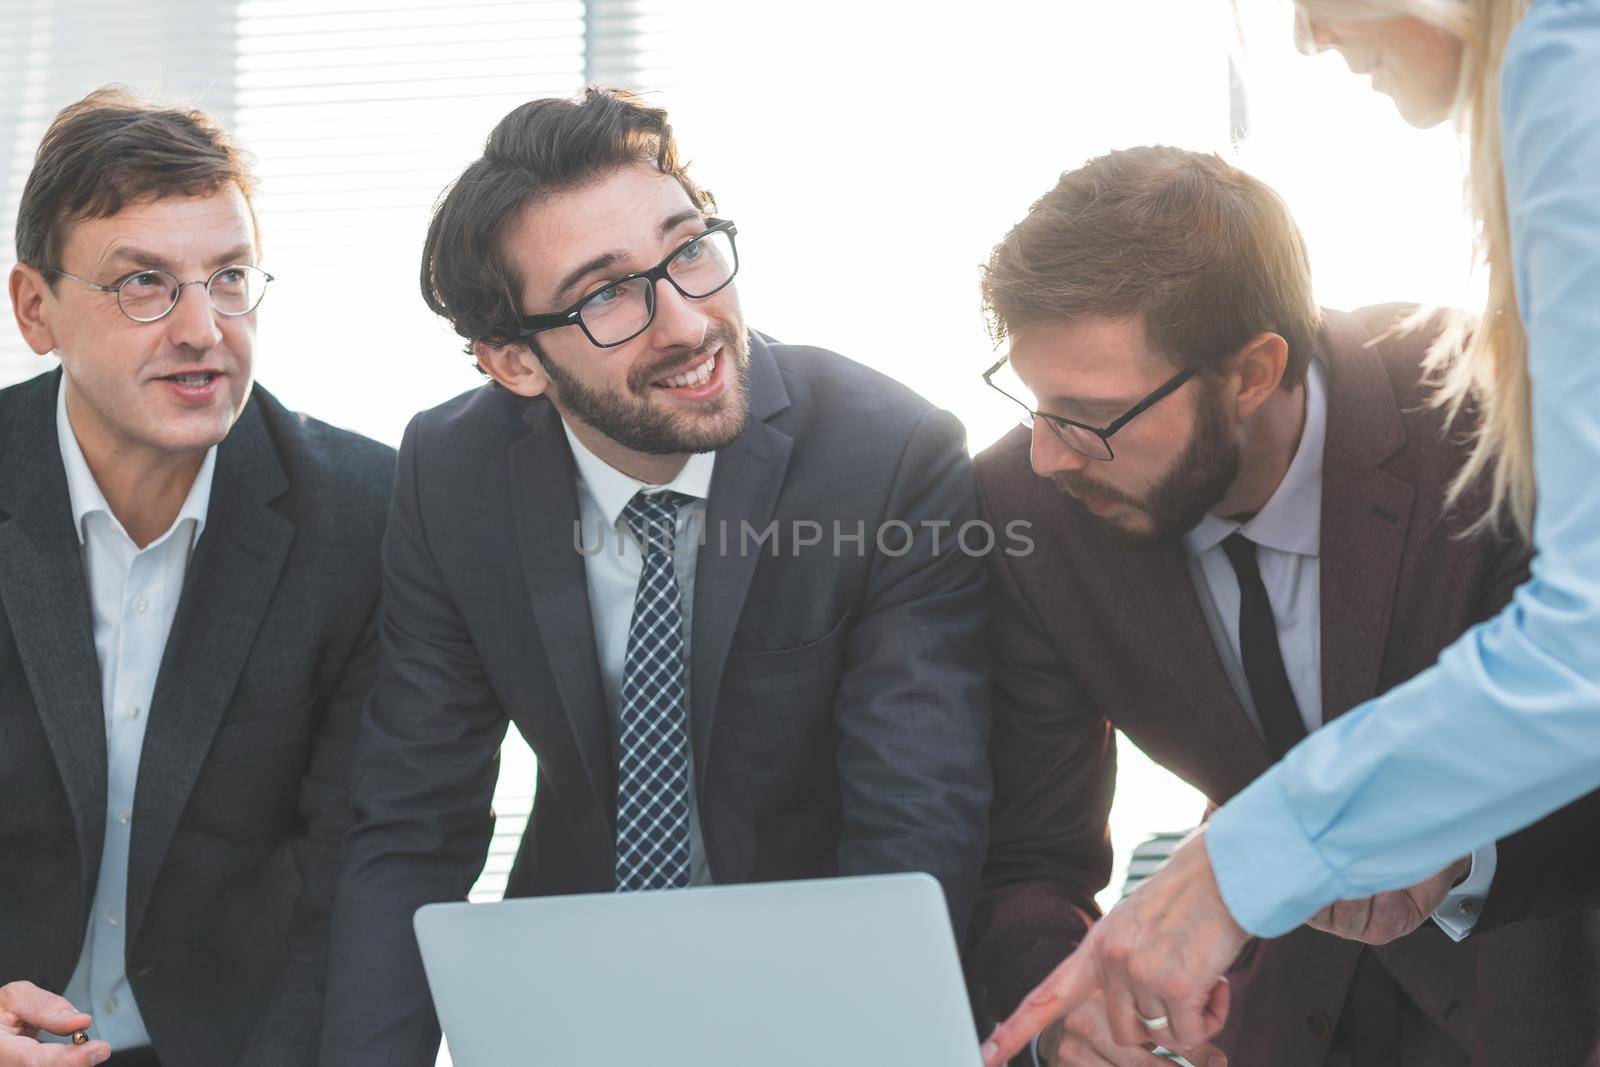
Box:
[1207,0,1600,937]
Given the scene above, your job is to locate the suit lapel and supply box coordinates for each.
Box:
[1317,311,1414,722]
[1113,534,1271,791]
[507,337,793,825]
[509,399,614,821]
[126,398,294,944]
[689,339,792,788]
[0,371,107,919]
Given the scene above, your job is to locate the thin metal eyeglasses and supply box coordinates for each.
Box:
[982,354,1198,461]
[518,219,739,349]
[50,264,274,323]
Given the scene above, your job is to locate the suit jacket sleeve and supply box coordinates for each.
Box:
[829,408,993,939]
[1467,504,1600,929]
[964,469,1117,1026]
[236,608,377,1066]
[320,416,509,1067]
[1478,785,1600,930]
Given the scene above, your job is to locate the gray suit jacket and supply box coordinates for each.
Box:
[0,370,394,1066]
[322,334,993,1066]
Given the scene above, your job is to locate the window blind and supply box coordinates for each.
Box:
[231,0,591,447]
[0,0,237,386]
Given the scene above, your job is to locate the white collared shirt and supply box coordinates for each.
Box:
[562,419,715,885]
[51,377,216,1049]
[1184,360,1329,734]
[1180,360,1491,940]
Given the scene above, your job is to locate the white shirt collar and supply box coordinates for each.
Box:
[55,373,218,547]
[560,417,716,526]
[1185,357,1328,559]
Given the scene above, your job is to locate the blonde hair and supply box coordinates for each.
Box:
[1295,0,1533,537]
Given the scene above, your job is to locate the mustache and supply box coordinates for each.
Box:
[628,323,738,390]
[1051,471,1139,508]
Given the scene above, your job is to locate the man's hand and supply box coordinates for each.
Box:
[1306,856,1472,945]
[1034,987,1228,1067]
[0,982,110,1066]
[982,829,1246,1066]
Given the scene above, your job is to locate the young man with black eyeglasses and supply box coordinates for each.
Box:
[967,146,1600,1067]
[1,89,393,1067]
[321,88,993,1067]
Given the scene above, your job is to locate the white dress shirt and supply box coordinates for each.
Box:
[562,420,715,885]
[51,380,216,1049]
[1181,361,1491,941]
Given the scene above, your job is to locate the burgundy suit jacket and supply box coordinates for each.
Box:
[968,306,1600,1066]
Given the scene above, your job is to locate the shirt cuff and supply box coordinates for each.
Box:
[1430,845,1498,942]
[1206,769,1349,937]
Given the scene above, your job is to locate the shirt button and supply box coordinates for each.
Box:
[1459,899,1477,913]
[132,595,148,614]
[124,705,143,721]
[114,808,132,826]
[107,909,123,927]
[105,995,119,1014]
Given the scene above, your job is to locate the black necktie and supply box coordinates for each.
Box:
[1220,532,1308,760]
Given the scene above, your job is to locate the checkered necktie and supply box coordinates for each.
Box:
[614,490,695,892]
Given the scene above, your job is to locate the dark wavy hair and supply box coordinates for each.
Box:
[421,87,715,355]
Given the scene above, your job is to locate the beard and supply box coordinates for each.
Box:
[1052,379,1241,545]
[539,318,752,456]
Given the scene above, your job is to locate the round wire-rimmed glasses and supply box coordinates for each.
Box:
[982,354,1198,461]
[50,264,275,323]
[517,219,739,349]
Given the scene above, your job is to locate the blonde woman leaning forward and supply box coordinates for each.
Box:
[982,1,1600,1061]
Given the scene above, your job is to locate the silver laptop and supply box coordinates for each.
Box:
[414,872,983,1067]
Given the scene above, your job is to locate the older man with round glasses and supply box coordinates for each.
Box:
[1,87,392,1067]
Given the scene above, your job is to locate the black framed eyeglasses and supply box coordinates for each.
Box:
[982,355,1198,461]
[50,264,274,323]
[518,218,739,349]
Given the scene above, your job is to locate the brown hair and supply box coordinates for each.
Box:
[422,86,714,352]
[15,85,258,275]
[982,145,1323,389]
